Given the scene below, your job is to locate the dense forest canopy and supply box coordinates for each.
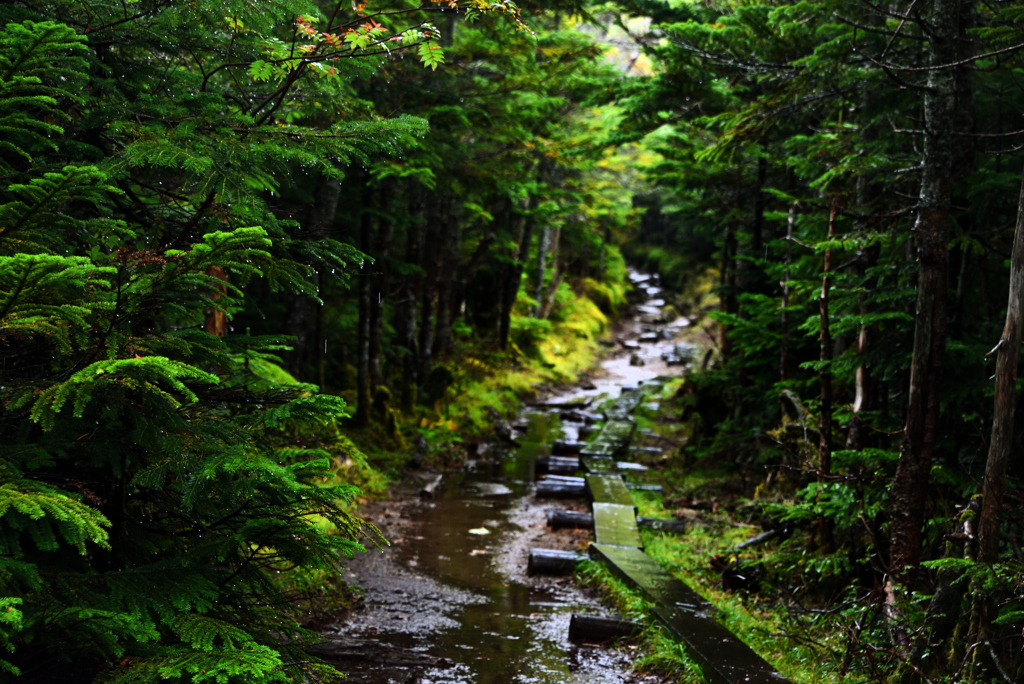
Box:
[3,0,1024,682]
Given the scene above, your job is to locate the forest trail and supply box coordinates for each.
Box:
[318,270,689,683]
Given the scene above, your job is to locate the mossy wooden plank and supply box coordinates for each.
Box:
[652,608,792,684]
[585,474,634,507]
[588,544,711,610]
[581,456,615,473]
[592,503,642,548]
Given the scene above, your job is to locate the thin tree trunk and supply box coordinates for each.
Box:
[539,226,561,319]
[434,200,460,360]
[399,198,423,412]
[780,203,795,382]
[534,225,551,317]
[888,0,959,582]
[753,155,767,255]
[355,192,375,428]
[499,199,533,349]
[369,187,394,391]
[418,202,440,382]
[720,223,737,359]
[286,177,340,376]
[978,166,1024,565]
[819,200,836,479]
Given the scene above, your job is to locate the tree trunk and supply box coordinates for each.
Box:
[780,203,795,382]
[369,187,394,392]
[499,198,533,350]
[819,200,836,479]
[977,167,1024,565]
[418,201,440,382]
[434,200,460,360]
[286,177,340,377]
[355,192,375,428]
[539,226,561,319]
[888,0,958,582]
[399,197,423,413]
[534,225,551,317]
[204,265,229,338]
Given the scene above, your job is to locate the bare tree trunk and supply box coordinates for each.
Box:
[780,203,795,382]
[978,167,1024,565]
[720,223,737,359]
[888,0,959,582]
[499,200,533,349]
[369,187,394,392]
[286,177,340,376]
[204,265,229,338]
[418,201,440,382]
[434,200,460,360]
[539,226,561,319]
[534,225,551,317]
[819,200,836,479]
[355,192,375,428]
[399,197,423,412]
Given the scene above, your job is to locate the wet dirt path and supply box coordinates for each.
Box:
[327,270,694,683]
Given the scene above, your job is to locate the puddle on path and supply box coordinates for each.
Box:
[331,270,689,683]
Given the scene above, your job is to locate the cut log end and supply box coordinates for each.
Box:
[568,614,641,643]
[527,548,587,575]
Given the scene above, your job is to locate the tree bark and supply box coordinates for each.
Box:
[888,0,959,582]
[978,167,1024,565]
[204,265,229,338]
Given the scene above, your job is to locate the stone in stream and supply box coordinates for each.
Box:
[638,331,660,343]
[629,353,645,367]
[619,338,640,350]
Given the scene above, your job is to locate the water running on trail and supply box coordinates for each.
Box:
[327,270,694,683]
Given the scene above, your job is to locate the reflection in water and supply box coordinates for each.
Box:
[337,411,631,683]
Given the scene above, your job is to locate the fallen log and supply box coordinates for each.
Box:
[540,474,585,484]
[307,638,454,668]
[625,483,664,494]
[546,509,686,534]
[535,481,586,498]
[568,614,641,643]
[527,548,587,575]
[419,474,443,498]
[525,398,593,409]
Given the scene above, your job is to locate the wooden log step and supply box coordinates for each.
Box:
[585,474,635,507]
[525,398,593,409]
[527,548,587,575]
[580,456,648,473]
[593,502,642,548]
[546,509,686,534]
[535,481,586,498]
[630,445,664,456]
[536,455,580,474]
[551,440,587,455]
[589,543,713,610]
[541,474,584,484]
[627,483,664,494]
[560,409,601,424]
[568,614,641,643]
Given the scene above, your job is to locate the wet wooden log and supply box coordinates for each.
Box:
[419,474,443,498]
[307,638,454,667]
[527,548,587,575]
[546,509,594,529]
[535,480,586,498]
[535,455,580,474]
[551,440,587,455]
[541,474,585,484]
[568,614,641,643]
[546,510,686,534]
